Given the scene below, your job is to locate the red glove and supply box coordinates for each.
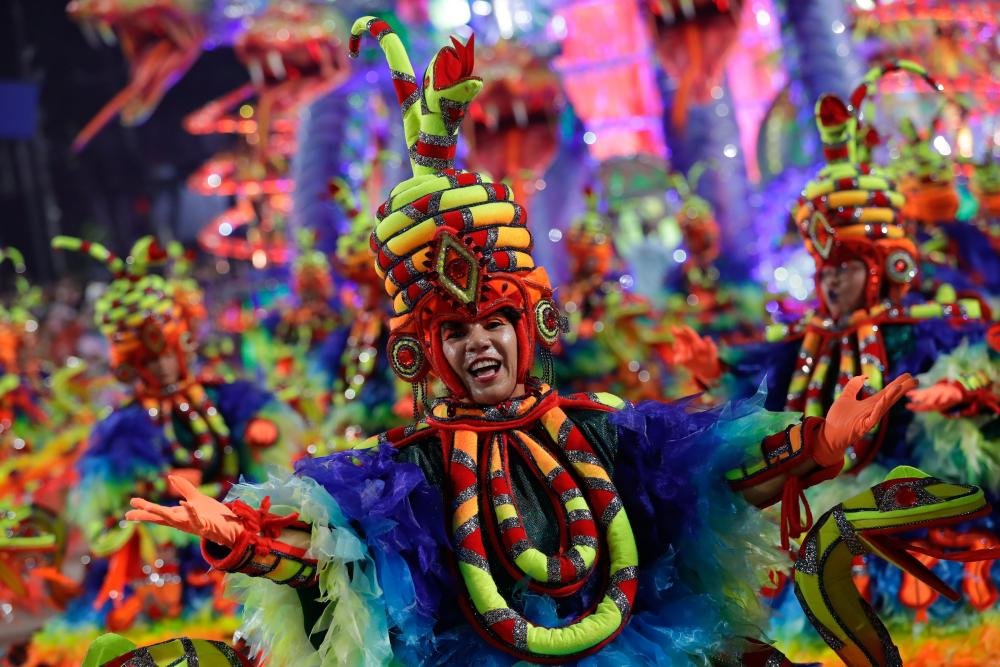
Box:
[814,373,917,467]
[907,381,965,413]
[126,475,244,547]
[668,325,722,387]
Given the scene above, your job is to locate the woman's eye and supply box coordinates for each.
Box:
[486,319,504,330]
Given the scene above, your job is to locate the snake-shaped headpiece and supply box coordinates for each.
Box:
[349,17,559,396]
[52,235,173,338]
[793,61,940,310]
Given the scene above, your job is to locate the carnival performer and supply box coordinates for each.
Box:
[22,236,301,666]
[97,22,957,667]
[671,63,999,660]
[674,63,991,475]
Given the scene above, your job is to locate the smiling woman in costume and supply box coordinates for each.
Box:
[91,22,949,667]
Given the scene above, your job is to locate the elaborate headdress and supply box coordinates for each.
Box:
[350,17,560,397]
[52,236,191,387]
[793,61,938,312]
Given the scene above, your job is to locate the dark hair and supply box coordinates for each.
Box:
[498,307,521,325]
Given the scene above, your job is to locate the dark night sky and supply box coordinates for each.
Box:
[1,0,247,281]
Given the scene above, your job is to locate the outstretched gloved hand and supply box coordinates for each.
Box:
[126,475,244,548]
[906,381,965,413]
[814,373,918,467]
[668,325,722,387]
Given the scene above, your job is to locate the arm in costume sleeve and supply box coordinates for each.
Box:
[909,339,1000,495]
[68,405,184,556]
[201,443,452,667]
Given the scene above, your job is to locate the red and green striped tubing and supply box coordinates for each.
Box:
[442,403,638,661]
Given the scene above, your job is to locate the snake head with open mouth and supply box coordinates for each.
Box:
[67,0,208,151]
[794,465,996,666]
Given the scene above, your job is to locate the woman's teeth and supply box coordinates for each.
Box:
[470,360,501,377]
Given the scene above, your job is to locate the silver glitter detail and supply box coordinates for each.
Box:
[514,617,528,651]
[547,556,561,582]
[450,448,476,472]
[560,488,583,503]
[512,203,525,226]
[499,517,520,532]
[567,549,587,578]
[795,531,820,575]
[486,226,499,248]
[438,97,469,135]
[608,584,631,616]
[482,608,517,625]
[390,69,416,85]
[454,517,480,543]
[178,638,201,666]
[409,145,451,171]
[545,466,565,484]
[565,450,601,466]
[567,509,593,523]
[611,566,638,584]
[400,90,420,114]
[370,18,391,40]
[418,131,458,147]
[509,539,531,559]
[491,493,513,507]
[600,498,623,525]
[456,547,489,570]
[460,207,475,231]
[832,507,866,556]
[427,192,443,216]
[584,478,616,493]
[764,652,786,667]
[453,485,478,508]
[572,535,599,549]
